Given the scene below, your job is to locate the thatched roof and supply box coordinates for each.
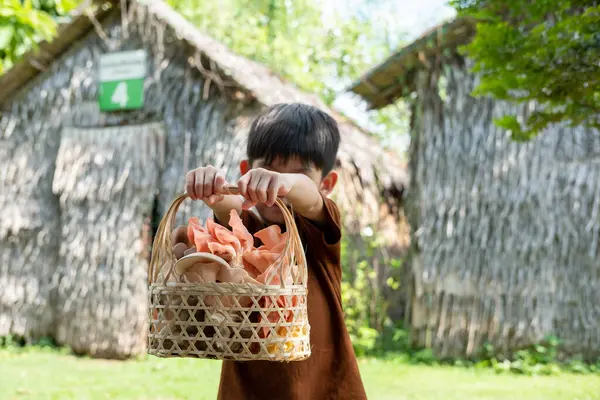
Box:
[347,18,476,110]
[0,0,408,193]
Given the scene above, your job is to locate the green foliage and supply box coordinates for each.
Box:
[340,229,404,356]
[451,0,600,140]
[475,336,564,376]
[0,334,70,355]
[483,336,600,376]
[398,334,600,376]
[0,334,25,348]
[410,348,438,365]
[0,0,78,73]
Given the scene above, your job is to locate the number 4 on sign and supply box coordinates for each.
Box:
[111,81,129,107]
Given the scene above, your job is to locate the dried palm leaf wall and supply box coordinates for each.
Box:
[407,58,600,359]
[51,124,164,359]
[0,99,61,339]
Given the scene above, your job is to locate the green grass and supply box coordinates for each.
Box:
[1,348,600,400]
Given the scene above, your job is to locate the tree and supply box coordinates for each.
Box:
[451,0,600,141]
[0,0,78,73]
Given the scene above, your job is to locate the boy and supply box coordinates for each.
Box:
[174,103,367,400]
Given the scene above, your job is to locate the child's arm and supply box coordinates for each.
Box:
[185,166,243,227]
[237,169,327,224]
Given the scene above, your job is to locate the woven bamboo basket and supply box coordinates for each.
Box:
[147,187,310,361]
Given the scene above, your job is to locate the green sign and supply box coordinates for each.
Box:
[98,50,146,111]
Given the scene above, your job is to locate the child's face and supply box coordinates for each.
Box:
[240,156,336,224]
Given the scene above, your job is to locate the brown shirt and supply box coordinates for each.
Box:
[217,197,367,400]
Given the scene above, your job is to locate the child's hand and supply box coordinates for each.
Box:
[185,165,229,204]
[237,168,294,209]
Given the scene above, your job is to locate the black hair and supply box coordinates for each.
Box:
[247,103,340,175]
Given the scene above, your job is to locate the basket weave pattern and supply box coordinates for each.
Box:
[147,189,310,361]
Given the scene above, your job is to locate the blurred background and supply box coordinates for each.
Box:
[1,0,599,399]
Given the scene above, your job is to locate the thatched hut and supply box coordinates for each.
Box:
[348,18,600,359]
[0,0,407,358]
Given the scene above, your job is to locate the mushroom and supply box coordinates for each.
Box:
[172,226,190,246]
[173,243,188,260]
[174,252,230,280]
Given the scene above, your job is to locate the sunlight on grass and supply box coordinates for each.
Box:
[0,349,599,400]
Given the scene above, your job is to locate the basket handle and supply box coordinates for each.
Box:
[148,186,307,287]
